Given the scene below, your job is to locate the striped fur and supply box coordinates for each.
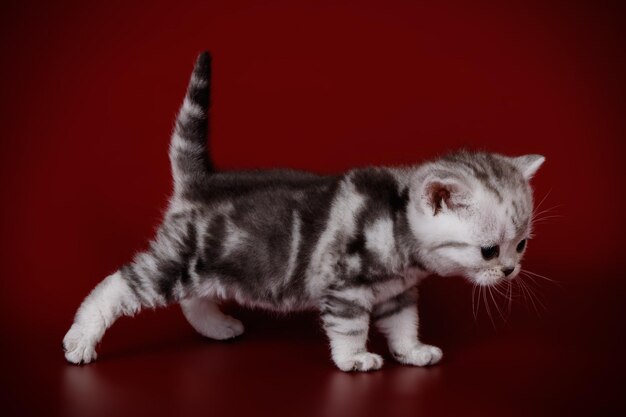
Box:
[63,52,545,371]
[170,51,213,198]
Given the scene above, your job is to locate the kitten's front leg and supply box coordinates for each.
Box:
[320,291,383,372]
[373,287,442,366]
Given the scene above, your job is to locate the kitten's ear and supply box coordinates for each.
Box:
[511,154,545,180]
[420,175,471,215]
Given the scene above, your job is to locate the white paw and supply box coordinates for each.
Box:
[395,344,443,366]
[335,352,384,372]
[209,317,244,340]
[63,324,98,364]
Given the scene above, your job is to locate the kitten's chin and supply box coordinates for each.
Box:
[470,276,501,287]
[464,270,506,287]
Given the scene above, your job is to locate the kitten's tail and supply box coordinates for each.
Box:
[169,51,214,197]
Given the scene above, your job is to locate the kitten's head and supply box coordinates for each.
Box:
[407,151,545,286]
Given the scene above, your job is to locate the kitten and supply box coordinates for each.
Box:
[63,52,544,371]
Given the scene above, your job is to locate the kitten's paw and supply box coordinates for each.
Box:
[209,317,244,340]
[335,352,384,372]
[63,324,97,365]
[395,344,443,367]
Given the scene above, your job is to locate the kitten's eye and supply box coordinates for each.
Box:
[516,239,527,253]
[481,245,500,260]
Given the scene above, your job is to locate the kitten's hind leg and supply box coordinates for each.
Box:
[63,270,142,364]
[181,298,244,340]
[63,246,191,364]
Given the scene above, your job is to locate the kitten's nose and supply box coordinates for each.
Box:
[502,267,515,277]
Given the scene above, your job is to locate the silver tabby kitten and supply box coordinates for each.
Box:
[63,52,544,371]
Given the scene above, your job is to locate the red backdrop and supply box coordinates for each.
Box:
[1,1,625,416]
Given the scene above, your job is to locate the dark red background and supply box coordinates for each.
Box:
[1,1,625,416]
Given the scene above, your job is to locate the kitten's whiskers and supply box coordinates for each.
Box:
[534,189,552,213]
[521,268,559,284]
[481,286,496,328]
[472,285,478,322]
[488,286,507,323]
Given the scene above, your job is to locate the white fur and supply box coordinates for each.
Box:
[284,211,302,285]
[364,217,399,270]
[182,96,205,117]
[222,219,249,257]
[63,271,140,364]
[344,254,362,276]
[190,73,208,87]
[334,351,384,372]
[181,298,244,339]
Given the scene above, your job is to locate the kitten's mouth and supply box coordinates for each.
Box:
[466,269,509,287]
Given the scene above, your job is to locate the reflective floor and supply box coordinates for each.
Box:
[1,269,623,417]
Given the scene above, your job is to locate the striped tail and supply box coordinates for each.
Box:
[169,51,213,197]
